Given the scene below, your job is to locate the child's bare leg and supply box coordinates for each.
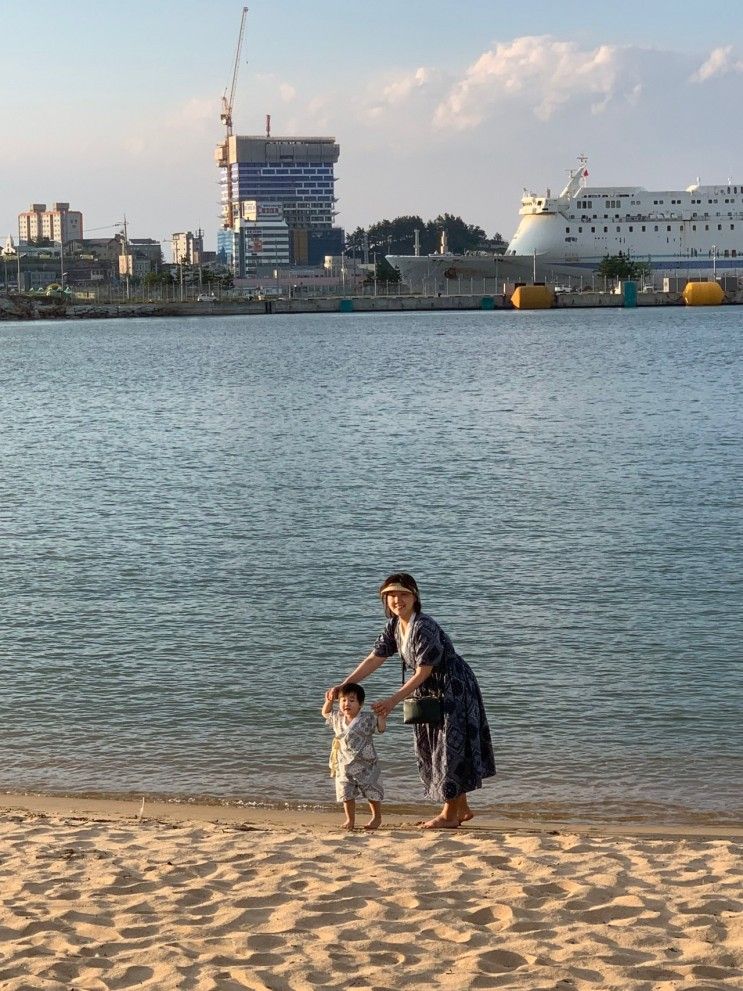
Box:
[363,801,382,831]
[342,800,355,830]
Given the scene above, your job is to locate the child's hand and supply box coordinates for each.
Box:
[324,689,336,703]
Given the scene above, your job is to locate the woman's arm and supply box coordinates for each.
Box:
[327,652,388,698]
[371,665,433,718]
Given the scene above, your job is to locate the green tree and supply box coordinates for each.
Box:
[426,213,488,254]
[597,253,650,283]
[345,226,367,256]
[144,271,173,286]
[367,215,426,256]
[375,257,401,282]
[349,214,506,258]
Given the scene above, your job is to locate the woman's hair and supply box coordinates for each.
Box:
[339,682,365,704]
[378,572,422,617]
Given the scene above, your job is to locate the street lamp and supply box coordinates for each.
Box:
[0,247,11,290]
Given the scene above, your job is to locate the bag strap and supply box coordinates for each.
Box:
[399,616,412,686]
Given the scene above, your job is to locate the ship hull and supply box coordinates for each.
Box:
[386,251,741,292]
[387,252,593,292]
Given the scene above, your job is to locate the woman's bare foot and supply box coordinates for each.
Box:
[363,816,382,831]
[341,820,355,830]
[419,815,460,829]
[459,809,474,824]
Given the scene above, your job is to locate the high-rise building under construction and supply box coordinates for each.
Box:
[215,133,343,276]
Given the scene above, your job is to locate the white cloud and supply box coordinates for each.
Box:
[433,36,630,128]
[362,65,447,124]
[305,96,332,131]
[691,45,743,82]
[170,97,215,126]
[381,66,433,104]
[252,73,299,106]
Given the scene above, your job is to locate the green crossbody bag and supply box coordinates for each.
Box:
[401,656,443,725]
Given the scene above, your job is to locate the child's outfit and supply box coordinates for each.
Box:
[325,709,384,803]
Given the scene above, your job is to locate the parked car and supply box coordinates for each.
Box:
[197,293,217,302]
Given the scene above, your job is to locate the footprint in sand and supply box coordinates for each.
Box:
[524,880,580,899]
[105,965,155,988]
[462,903,513,928]
[245,933,285,950]
[367,950,406,966]
[692,964,741,979]
[476,947,528,973]
[578,902,645,925]
[245,951,284,966]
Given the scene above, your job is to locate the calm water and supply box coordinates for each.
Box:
[1,308,741,824]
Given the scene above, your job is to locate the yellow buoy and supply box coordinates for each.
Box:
[511,285,554,309]
[682,281,725,306]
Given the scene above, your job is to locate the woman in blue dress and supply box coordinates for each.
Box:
[327,573,495,828]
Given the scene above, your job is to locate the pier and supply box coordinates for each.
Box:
[2,285,742,321]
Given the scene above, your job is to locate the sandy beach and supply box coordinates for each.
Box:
[0,794,740,990]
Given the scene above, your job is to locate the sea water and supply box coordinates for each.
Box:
[1,308,741,824]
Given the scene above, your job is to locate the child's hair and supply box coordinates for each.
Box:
[339,682,365,704]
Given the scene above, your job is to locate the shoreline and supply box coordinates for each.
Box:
[3,790,741,839]
[0,288,719,323]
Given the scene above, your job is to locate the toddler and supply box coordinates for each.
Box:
[322,682,386,830]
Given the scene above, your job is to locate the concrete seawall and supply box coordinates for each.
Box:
[3,288,739,321]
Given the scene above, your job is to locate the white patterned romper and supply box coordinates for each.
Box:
[326,710,384,803]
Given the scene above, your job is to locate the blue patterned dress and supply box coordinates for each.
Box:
[373,613,496,803]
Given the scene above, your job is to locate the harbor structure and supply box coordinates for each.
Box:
[215,134,343,277]
[18,202,83,245]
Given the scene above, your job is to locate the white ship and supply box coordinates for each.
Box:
[387,156,743,290]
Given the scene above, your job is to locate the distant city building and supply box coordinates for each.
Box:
[171,230,205,266]
[63,235,161,282]
[128,238,163,269]
[226,200,290,276]
[18,202,83,244]
[67,238,122,264]
[214,134,344,274]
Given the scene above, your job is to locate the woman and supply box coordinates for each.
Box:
[328,572,495,828]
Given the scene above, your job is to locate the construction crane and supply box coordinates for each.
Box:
[220,5,249,138]
[218,5,249,229]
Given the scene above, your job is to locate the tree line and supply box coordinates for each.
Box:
[597,253,651,282]
[346,214,506,259]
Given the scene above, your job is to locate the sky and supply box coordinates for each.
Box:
[2,0,743,257]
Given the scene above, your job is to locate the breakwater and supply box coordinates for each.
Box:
[3,287,742,321]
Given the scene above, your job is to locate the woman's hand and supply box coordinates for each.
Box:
[326,685,343,701]
[372,697,397,718]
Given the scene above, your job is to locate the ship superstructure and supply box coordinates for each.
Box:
[508,155,743,268]
[387,156,743,290]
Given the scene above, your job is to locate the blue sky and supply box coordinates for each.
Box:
[2,0,743,255]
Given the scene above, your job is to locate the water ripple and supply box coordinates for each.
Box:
[0,309,741,820]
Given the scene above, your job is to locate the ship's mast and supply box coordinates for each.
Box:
[559,153,589,199]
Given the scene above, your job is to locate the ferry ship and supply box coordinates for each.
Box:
[387,156,743,290]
